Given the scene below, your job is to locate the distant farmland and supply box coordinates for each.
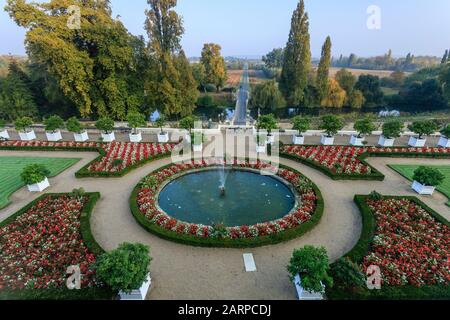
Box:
[226,69,269,88]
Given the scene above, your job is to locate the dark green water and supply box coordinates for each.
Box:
[158,170,295,227]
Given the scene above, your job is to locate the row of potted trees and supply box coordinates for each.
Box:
[291,115,449,148]
[1,113,171,143]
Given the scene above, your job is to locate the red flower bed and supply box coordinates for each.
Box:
[0,140,174,174]
[362,198,450,287]
[87,142,174,173]
[135,159,319,239]
[0,195,98,290]
[282,145,450,176]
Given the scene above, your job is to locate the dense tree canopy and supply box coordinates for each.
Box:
[263,48,284,69]
[201,43,227,91]
[316,37,332,102]
[252,80,285,111]
[355,75,384,107]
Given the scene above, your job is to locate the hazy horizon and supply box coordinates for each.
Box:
[1,0,449,58]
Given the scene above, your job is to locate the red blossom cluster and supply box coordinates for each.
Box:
[363,198,450,287]
[0,196,98,290]
[135,160,319,239]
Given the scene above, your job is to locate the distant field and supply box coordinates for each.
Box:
[389,164,450,206]
[0,157,80,209]
[226,69,269,88]
[329,67,396,78]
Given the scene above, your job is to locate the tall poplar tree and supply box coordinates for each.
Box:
[279,0,311,107]
[316,36,332,103]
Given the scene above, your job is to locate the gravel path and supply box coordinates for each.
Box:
[0,149,449,300]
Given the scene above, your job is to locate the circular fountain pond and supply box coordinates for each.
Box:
[157,169,296,227]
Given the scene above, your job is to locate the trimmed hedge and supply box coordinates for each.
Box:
[0,143,173,178]
[129,164,324,248]
[326,194,450,300]
[0,193,116,300]
[281,144,450,181]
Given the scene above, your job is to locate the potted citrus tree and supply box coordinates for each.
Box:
[44,115,64,141]
[319,115,343,145]
[291,116,310,145]
[179,116,196,143]
[96,243,152,300]
[379,120,403,147]
[0,119,9,140]
[95,117,115,142]
[287,245,333,300]
[438,124,450,148]
[408,120,438,147]
[351,117,376,146]
[67,117,89,142]
[258,114,278,145]
[15,116,36,141]
[20,164,51,192]
[412,166,444,195]
[155,115,169,143]
[127,111,146,142]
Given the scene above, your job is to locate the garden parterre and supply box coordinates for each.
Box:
[362,197,449,287]
[0,140,174,175]
[281,145,450,179]
[0,195,98,290]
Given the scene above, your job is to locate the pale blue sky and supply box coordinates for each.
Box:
[1,0,449,58]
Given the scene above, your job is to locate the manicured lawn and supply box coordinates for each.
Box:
[0,157,80,209]
[390,164,450,205]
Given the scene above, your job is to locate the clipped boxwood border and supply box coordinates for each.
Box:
[130,163,324,248]
[326,194,450,300]
[0,192,116,300]
[0,142,173,178]
[281,143,450,181]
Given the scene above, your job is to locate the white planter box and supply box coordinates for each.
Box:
[101,132,115,142]
[46,130,62,142]
[438,137,450,148]
[409,136,426,148]
[74,131,89,142]
[119,273,152,301]
[266,135,275,145]
[412,181,436,195]
[293,135,305,145]
[256,145,266,153]
[350,135,365,146]
[193,143,203,152]
[129,132,142,143]
[378,136,395,147]
[27,177,50,192]
[321,136,335,146]
[19,130,36,141]
[157,132,169,143]
[293,274,324,301]
[0,129,9,139]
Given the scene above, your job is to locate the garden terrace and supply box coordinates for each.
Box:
[327,195,450,300]
[281,145,450,181]
[0,193,114,300]
[131,159,324,248]
[0,141,175,177]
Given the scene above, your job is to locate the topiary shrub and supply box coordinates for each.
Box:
[292,116,311,137]
[155,115,167,134]
[413,166,445,187]
[287,245,333,294]
[329,257,365,290]
[127,111,147,135]
[44,115,65,133]
[20,164,50,185]
[95,243,151,294]
[369,190,382,201]
[408,120,439,139]
[14,117,33,133]
[354,117,376,138]
[95,117,115,134]
[382,120,403,139]
[66,117,84,134]
[319,115,344,137]
[179,116,196,134]
[257,114,278,135]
